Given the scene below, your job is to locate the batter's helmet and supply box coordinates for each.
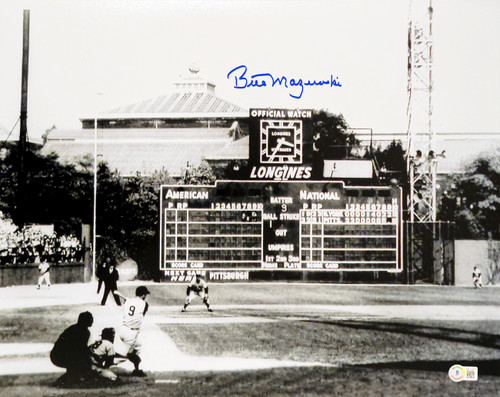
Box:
[136,286,150,296]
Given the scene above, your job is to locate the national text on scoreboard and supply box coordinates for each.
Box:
[160,181,403,279]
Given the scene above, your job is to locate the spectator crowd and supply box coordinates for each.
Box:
[0,226,83,265]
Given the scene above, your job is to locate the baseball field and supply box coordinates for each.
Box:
[1,281,499,396]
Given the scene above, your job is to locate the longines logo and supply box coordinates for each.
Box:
[260,120,303,164]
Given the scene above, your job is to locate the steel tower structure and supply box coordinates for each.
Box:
[406,0,436,222]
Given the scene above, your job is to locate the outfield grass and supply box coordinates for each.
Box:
[160,318,500,365]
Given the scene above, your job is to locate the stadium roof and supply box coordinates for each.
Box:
[45,128,230,141]
[80,68,248,122]
[39,129,500,177]
[41,128,236,177]
[205,135,249,161]
[43,68,250,177]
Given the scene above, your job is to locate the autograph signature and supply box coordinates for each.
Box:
[226,65,342,99]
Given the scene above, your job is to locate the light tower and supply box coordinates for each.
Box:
[406,0,454,286]
[406,0,436,222]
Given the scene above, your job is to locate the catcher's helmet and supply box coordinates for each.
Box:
[136,286,150,296]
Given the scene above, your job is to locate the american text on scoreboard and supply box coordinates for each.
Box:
[159,181,403,273]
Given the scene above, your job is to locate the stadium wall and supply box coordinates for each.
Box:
[0,263,85,287]
[455,240,500,286]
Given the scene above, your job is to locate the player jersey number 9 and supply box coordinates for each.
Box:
[123,297,147,329]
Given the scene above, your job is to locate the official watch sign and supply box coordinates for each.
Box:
[249,108,314,180]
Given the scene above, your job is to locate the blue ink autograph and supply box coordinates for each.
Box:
[226,65,342,99]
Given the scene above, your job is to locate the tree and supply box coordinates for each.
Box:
[311,110,357,160]
[0,146,174,278]
[121,168,174,279]
[439,148,500,239]
[95,162,127,262]
[370,140,407,186]
[372,140,406,173]
[179,159,216,185]
[95,164,175,278]
[0,145,93,234]
[310,111,408,186]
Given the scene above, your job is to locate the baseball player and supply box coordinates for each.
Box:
[182,273,213,312]
[89,327,118,381]
[473,266,483,289]
[37,259,51,289]
[114,286,150,377]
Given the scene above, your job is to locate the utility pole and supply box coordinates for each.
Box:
[16,9,30,228]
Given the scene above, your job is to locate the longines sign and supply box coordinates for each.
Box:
[248,108,315,180]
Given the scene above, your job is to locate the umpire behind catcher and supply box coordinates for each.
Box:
[50,311,94,384]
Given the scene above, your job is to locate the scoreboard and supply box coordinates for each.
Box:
[160,181,403,280]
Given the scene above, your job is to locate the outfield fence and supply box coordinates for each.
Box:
[0,262,85,287]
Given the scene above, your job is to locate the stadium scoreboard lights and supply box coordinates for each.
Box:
[160,108,403,281]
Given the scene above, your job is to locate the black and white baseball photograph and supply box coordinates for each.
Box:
[1,0,499,395]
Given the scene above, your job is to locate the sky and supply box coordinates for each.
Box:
[0,0,499,140]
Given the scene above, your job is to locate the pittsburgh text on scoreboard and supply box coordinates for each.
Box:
[160,181,403,276]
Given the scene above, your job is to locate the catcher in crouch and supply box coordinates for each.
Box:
[182,273,213,312]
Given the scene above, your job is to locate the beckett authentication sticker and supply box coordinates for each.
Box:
[448,364,478,382]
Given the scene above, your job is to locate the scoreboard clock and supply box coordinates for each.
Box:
[260,120,303,164]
